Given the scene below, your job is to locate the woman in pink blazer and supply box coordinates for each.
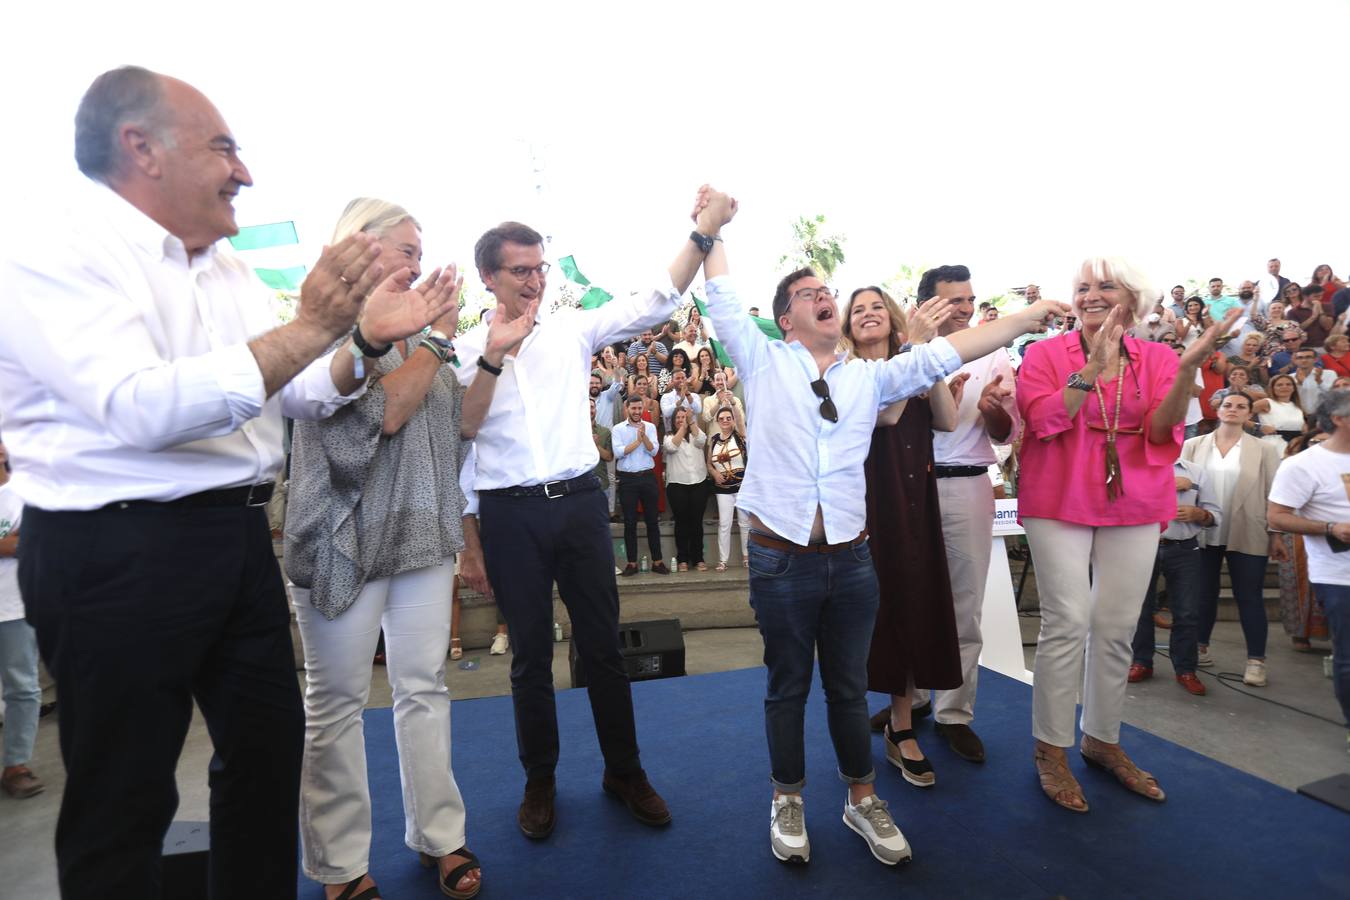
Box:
[1017,257,1237,814]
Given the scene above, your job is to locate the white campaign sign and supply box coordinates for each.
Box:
[980,498,1033,684]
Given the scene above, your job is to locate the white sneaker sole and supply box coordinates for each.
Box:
[842,813,912,866]
[771,842,809,864]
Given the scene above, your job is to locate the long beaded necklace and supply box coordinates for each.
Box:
[1079,333,1137,501]
[1094,356,1127,500]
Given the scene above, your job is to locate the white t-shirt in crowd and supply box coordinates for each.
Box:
[0,483,24,623]
[1268,444,1350,585]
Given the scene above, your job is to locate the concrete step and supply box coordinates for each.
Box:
[280,541,1287,668]
[605,516,747,568]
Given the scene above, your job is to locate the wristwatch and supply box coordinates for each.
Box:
[689,231,719,254]
[1066,372,1095,391]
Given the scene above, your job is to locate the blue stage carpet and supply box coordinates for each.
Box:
[300,666,1350,899]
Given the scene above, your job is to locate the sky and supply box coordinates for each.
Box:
[3,0,1347,314]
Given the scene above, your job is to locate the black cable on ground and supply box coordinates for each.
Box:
[1152,648,1346,727]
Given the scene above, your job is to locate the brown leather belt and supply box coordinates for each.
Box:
[749,529,868,554]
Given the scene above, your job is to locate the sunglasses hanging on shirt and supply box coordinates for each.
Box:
[810,378,839,423]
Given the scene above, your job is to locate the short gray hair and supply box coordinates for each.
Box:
[1315,389,1350,433]
[331,197,420,243]
[74,66,171,184]
[1072,257,1155,323]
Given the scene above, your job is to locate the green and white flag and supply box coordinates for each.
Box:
[229,220,306,292]
[558,255,613,310]
[692,295,782,369]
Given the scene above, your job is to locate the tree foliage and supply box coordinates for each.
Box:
[778,214,847,280]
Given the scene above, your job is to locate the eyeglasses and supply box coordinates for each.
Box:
[810,378,839,423]
[791,286,839,304]
[500,263,551,281]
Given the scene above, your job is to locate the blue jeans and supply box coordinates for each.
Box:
[748,538,878,792]
[0,618,41,767]
[1310,583,1350,727]
[1198,547,1269,659]
[1133,539,1203,674]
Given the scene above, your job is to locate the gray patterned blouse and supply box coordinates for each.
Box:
[283,341,467,619]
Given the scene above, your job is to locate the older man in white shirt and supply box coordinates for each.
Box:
[0,67,458,899]
[695,187,1067,869]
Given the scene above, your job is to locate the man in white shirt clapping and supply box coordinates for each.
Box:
[0,67,461,899]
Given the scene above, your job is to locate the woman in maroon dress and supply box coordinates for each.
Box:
[842,286,964,788]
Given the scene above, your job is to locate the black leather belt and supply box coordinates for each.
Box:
[105,482,274,510]
[1160,536,1198,546]
[934,465,988,479]
[482,473,599,499]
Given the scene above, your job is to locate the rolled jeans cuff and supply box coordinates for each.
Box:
[838,767,877,786]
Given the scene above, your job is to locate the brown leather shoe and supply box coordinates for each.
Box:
[1,766,45,799]
[1127,663,1153,683]
[602,769,671,826]
[518,776,556,839]
[1176,672,1207,696]
[934,722,985,763]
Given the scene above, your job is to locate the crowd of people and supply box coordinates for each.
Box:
[0,65,1346,900]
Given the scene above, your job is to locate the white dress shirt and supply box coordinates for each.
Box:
[1296,367,1336,414]
[931,349,1022,467]
[663,430,708,484]
[702,275,962,545]
[659,389,702,431]
[455,282,681,489]
[0,181,363,510]
[1257,273,1283,305]
[612,419,660,473]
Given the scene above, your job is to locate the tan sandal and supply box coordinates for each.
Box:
[1034,745,1089,813]
[1080,738,1165,803]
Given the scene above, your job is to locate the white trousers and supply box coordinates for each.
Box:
[1023,519,1159,747]
[715,493,749,564]
[931,476,995,725]
[292,560,466,883]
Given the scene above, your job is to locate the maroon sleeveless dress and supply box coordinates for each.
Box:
[864,397,963,693]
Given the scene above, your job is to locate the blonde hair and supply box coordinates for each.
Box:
[841,286,909,360]
[1072,257,1154,323]
[331,197,420,243]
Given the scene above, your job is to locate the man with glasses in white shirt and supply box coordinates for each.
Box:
[693,186,1067,868]
[453,201,724,842]
[0,67,462,899]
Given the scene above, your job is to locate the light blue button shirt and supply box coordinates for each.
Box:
[593,379,623,427]
[702,275,962,545]
[611,419,659,473]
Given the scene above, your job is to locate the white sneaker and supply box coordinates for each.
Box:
[1197,646,1214,668]
[490,632,510,655]
[769,794,809,864]
[843,793,912,866]
[1243,659,1267,686]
